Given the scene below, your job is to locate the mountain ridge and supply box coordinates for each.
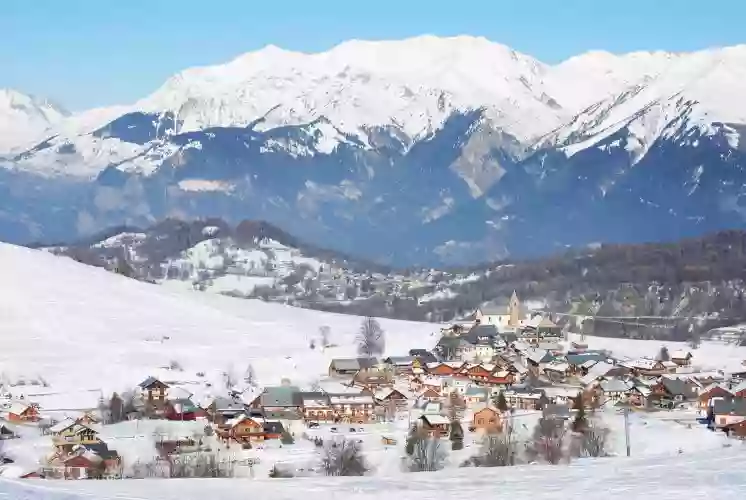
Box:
[1,35,745,265]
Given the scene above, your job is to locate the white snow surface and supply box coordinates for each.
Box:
[5,37,746,177]
[0,89,68,154]
[0,242,436,401]
[2,447,745,499]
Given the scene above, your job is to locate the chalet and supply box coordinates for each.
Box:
[222,414,265,442]
[440,376,470,396]
[653,378,698,403]
[464,387,490,406]
[138,376,169,403]
[698,384,733,410]
[374,388,408,407]
[522,315,562,342]
[565,353,610,375]
[77,443,121,478]
[710,398,746,429]
[543,361,570,380]
[300,392,333,421]
[329,358,380,377]
[383,356,416,374]
[503,387,548,410]
[461,363,495,383]
[329,393,375,423]
[472,407,502,433]
[427,361,464,376]
[598,378,631,402]
[353,367,393,389]
[524,348,554,367]
[670,350,693,367]
[49,453,105,480]
[580,361,617,386]
[5,402,39,423]
[419,414,451,437]
[625,384,652,407]
[252,386,302,419]
[417,387,442,403]
[207,397,246,424]
[49,419,100,452]
[486,370,515,386]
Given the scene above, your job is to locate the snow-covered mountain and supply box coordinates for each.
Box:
[2,36,746,265]
[0,89,68,154]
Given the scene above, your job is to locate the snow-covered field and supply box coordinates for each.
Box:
[2,241,746,497]
[2,448,745,500]
[0,242,437,405]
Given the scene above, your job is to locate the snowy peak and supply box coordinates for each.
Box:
[0,89,69,153]
[134,35,567,144]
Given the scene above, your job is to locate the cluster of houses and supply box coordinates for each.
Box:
[5,292,746,479]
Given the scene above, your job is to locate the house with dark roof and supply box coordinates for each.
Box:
[710,397,746,429]
[408,349,438,364]
[328,358,380,376]
[138,377,169,403]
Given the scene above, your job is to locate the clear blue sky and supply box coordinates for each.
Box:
[2,0,743,111]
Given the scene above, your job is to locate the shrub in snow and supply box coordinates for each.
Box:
[320,437,368,476]
[405,428,447,472]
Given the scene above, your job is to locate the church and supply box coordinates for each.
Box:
[474,291,525,329]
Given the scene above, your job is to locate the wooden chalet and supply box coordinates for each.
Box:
[419,414,451,437]
[374,388,408,407]
[221,414,266,443]
[49,419,100,453]
[300,392,334,421]
[138,376,169,406]
[471,407,502,433]
[670,350,693,367]
[698,384,733,410]
[6,402,39,423]
[329,393,375,423]
[328,358,380,377]
[417,387,442,403]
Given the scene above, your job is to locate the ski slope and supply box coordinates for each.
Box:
[0,242,437,404]
[2,447,745,500]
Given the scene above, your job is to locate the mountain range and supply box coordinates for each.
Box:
[2,36,746,265]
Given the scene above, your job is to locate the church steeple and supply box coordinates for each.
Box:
[508,290,521,327]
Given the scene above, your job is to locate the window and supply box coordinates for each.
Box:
[478,419,484,425]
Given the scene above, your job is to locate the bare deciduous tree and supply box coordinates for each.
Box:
[357,317,385,357]
[407,428,447,472]
[319,325,331,348]
[468,424,520,467]
[527,418,567,465]
[244,364,256,387]
[577,419,610,458]
[320,437,368,476]
[223,365,237,390]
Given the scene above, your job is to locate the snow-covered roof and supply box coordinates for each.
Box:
[329,394,374,405]
[6,402,29,415]
[48,417,77,434]
[600,378,631,393]
[421,414,451,426]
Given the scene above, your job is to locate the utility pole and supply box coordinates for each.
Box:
[623,407,631,457]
